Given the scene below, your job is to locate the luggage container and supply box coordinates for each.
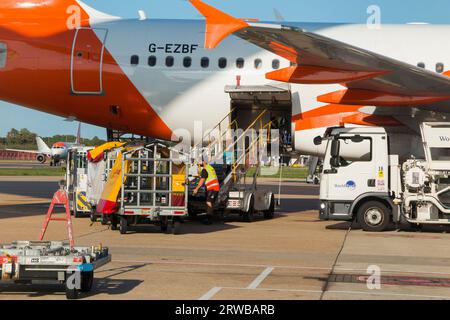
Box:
[88,146,123,223]
[116,142,190,234]
[66,146,94,218]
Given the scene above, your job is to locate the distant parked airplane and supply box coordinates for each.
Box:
[7,123,84,165]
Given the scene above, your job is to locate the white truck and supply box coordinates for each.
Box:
[66,146,94,218]
[317,122,450,232]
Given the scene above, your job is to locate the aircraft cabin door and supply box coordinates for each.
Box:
[71,27,108,95]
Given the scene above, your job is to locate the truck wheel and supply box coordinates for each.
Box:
[101,214,108,226]
[243,197,255,222]
[74,207,82,219]
[357,201,391,232]
[80,271,94,292]
[65,285,79,300]
[172,220,182,235]
[90,211,97,223]
[110,216,118,231]
[161,221,168,233]
[119,216,128,235]
[264,195,275,220]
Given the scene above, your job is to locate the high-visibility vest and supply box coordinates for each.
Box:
[204,164,220,192]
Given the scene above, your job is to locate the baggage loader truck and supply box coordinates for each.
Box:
[317,122,450,231]
[66,147,94,218]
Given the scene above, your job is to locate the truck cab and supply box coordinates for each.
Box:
[318,127,394,231]
[318,123,450,232]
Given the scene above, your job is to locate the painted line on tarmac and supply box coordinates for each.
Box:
[113,259,328,271]
[220,286,450,300]
[113,259,450,277]
[199,287,222,300]
[247,267,274,289]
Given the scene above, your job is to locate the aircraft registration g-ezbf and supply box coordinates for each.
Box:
[1,0,450,157]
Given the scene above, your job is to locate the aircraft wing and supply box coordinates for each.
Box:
[190,0,450,126]
[5,149,40,154]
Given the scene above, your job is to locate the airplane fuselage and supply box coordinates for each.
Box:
[1,1,450,156]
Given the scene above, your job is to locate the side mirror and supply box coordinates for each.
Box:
[313,136,323,146]
[330,139,340,158]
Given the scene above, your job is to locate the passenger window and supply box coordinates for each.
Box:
[436,63,445,73]
[130,55,139,66]
[0,43,6,68]
[272,59,280,70]
[166,56,174,67]
[417,62,425,69]
[236,58,245,69]
[201,57,210,68]
[148,55,157,67]
[254,59,262,69]
[331,137,372,167]
[218,57,227,69]
[183,57,192,68]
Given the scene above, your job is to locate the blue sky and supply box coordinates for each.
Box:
[1,0,449,138]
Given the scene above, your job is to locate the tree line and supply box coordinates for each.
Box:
[0,128,106,150]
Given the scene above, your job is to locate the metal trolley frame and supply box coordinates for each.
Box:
[117,143,189,234]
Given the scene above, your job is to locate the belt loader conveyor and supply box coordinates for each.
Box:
[0,241,111,299]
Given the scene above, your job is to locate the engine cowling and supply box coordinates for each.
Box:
[36,154,46,164]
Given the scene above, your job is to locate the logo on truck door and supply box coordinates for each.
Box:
[334,181,356,191]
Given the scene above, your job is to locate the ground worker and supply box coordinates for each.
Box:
[193,159,220,225]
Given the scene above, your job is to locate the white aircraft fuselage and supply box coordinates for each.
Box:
[1,1,449,157]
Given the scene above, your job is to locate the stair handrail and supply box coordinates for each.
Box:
[192,107,236,152]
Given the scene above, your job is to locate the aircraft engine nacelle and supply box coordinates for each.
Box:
[36,154,46,164]
[294,128,328,157]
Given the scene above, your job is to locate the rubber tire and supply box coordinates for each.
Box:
[65,286,79,300]
[263,195,275,220]
[110,216,118,231]
[119,216,128,235]
[90,211,97,223]
[74,208,82,218]
[357,201,391,232]
[80,271,94,293]
[243,197,255,222]
[160,217,169,232]
[172,221,182,235]
[101,214,108,226]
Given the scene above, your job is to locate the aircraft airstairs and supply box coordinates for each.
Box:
[189,107,278,221]
[95,85,292,227]
[306,156,321,185]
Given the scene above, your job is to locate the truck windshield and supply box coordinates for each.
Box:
[333,137,372,167]
[430,148,450,161]
[76,153,87,169]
